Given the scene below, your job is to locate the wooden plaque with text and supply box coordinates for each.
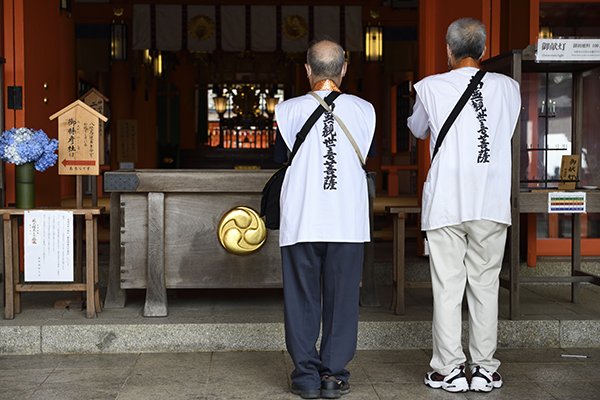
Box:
[50,100,108,176]
[558,155,580,191]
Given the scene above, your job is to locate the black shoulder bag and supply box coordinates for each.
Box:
[430,69,486,162]
[260,91,341,230]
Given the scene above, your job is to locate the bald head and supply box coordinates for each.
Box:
[306,40,346,86]
[446,18,486,62]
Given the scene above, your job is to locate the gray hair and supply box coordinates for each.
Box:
[446,18,486,61]
[306,39,345,80]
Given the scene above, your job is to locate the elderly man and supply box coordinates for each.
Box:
[274,39,375,399]
[408,18,520,393]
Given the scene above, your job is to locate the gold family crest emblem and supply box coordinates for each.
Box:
[218,206,267,255]
[189,15,215,41]
[283,15,308,40]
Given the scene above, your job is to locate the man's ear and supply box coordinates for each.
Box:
[305,64,311,78]
[341,62,347,78]
[479,46,487,60]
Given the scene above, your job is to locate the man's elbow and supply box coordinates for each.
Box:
[407,123,427,140]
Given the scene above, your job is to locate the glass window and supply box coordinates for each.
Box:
[581,67,600,188]
[520,72,573,189]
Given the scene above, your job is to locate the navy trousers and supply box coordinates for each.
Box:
[281,242,364,391]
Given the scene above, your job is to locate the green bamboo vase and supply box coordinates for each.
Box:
[16,162,35,209]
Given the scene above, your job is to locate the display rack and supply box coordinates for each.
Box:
[483,49,600,319]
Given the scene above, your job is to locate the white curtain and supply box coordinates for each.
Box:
[132,4,362,53]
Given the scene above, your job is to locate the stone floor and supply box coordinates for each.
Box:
[1,348,600,400]
[1,242,600,398]
[1,241,600,354]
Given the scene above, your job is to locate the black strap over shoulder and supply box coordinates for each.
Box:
[287,91,342,165]
[431,69,486,162]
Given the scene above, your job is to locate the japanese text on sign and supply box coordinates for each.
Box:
[558,155,579,191]
[24,211,74,282]
[537,38,600,62]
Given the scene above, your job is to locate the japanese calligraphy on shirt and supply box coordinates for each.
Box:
[322,105,338,190]
[470,79,490,163]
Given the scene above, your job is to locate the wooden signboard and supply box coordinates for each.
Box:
[117,119,138,163]
[50,100,108,176]
[24,210,74,282]
[558,155,580,190]
[81,89,109,165]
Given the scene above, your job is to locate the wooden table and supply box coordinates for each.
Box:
[103,169,283,317]
[1,208,103,319]
[506,191,600,319]
[387,206,421,315]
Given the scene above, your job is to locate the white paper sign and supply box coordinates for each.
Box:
[537,38,600,62]
[548,192,586,214]
[24,211,74,282]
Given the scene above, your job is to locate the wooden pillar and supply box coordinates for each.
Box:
[2,1,74,207]
[144,192,167,317]
[132,62,157,169]
[500,0,537,53]
[482,0,503,57]
[172,52,196,151]
[3,0,25,206]
[362,60,384,163]
[109,60,133,170]
[104,192,126,308]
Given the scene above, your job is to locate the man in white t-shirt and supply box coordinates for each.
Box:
[275,40,375,399]
[407,18,520,393]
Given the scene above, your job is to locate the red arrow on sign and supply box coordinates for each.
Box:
[61,159,96,167]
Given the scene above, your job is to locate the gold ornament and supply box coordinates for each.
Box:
[218,206,267,255]
[189,15,215,41]
[283,15,308,41]
[232,85,261,118]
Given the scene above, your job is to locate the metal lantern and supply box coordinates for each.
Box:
[365,25,383,62]
[213,95,227,116]
[265,97,278,115]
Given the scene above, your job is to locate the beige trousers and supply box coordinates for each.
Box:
[427,220,507,375]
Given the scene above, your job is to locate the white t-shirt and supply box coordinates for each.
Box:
[407,67,521,231]
[275,91,376,247]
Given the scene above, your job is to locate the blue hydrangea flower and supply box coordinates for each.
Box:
[0,128,59,172]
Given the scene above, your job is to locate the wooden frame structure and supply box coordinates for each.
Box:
[2,207,103,319]
[483,50,600,319]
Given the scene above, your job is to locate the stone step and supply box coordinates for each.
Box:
[1,318,598,355]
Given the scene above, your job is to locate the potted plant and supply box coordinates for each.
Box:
[0,127,59,208]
